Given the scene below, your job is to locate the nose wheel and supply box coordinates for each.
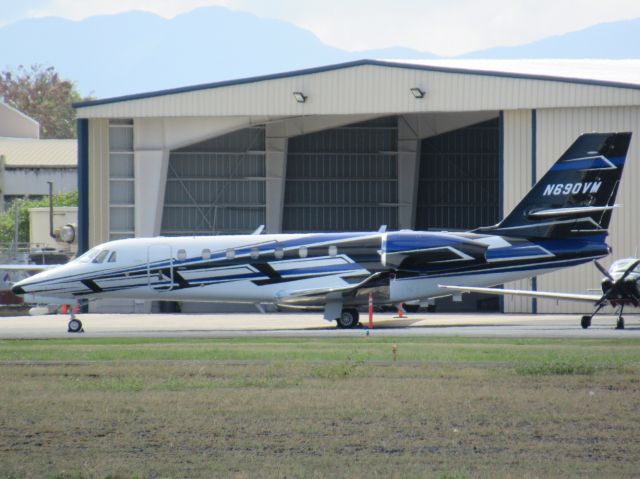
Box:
[615,305,625,330]
[67,312,84,333]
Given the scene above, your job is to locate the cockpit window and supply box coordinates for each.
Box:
[93,250,110,264]
[75,248,100,263]
[107,251,117,263]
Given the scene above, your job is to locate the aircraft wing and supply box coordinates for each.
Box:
[0,264,61,271]
[439,284,601,303]
[276,272,386,304]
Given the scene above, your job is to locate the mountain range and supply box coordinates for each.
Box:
[1,7,639,98]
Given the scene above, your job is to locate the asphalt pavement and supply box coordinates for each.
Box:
[0,312,638,339]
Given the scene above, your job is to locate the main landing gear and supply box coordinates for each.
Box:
[580,304,625,330]
[336,308,360,329]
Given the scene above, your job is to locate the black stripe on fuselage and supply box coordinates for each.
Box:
[81,279,102,293]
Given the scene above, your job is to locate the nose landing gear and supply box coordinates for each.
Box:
[66,306,84,333]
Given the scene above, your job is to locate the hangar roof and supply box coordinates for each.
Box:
[0,138,77,168]
[75,59,640,119]
[389,59,640,86]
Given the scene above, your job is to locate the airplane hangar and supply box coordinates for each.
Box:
[74,59,640,314]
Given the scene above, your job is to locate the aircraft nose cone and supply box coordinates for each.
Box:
[11,285,25,295]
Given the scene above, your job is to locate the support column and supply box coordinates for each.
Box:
[76,118,89,255]
[134,149,169,237]
[265,124,288,233]
[397,117,421,229]
[133,119,172,237]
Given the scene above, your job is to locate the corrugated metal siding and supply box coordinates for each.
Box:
[283,117,398,232]
[0,139,77,167]
[161,127,266,235]
[416,119,500,230]
[502,110,533,313]
[88,118,110,247]
[534,106,640,314]
[77,65,640,119]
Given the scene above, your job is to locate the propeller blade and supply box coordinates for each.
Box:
[593,260,614,281]
[620,259,640,282]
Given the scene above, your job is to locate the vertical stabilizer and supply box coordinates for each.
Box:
[476,132,631,240]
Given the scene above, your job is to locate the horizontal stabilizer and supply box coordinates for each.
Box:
[439,284,601,303]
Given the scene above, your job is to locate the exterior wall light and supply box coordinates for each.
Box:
[410,87,426,99]
[58,224,76,243]
[293,91,307,103]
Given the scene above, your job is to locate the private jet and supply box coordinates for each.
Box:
[11,132,632,333]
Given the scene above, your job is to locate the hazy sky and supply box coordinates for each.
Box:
[3,0,640,56]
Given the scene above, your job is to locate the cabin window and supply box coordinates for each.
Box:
[93,250,110,263]
[177,249,187,261]
[328,245,337,257]
[298,246,308,258]
[226,248,235,260]
[107,251,117,263]
[250,247,260,260]
[202,248,211,260]
[274,247,284,259]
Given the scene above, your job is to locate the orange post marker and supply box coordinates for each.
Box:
[368,292,373,330]
[397,302,404,318]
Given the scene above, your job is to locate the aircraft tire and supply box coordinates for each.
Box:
[337,308,359,329]
[616,317,625,330]
[580,315,591,329]
[68,319,83,333]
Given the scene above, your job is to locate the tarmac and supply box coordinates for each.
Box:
[0,311,638,339]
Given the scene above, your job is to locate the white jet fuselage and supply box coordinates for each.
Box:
[13,230,609,310]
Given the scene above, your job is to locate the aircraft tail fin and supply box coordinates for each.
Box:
[476,132,632,240]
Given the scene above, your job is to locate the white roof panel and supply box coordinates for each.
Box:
[0,138,77,167]
[385,59,640,87]
[75,59,640,119]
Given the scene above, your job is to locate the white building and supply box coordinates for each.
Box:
[0,100,77,209]
[74,59,640,313]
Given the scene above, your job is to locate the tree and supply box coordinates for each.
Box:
[0,192,78,244]
[0,64,91,139]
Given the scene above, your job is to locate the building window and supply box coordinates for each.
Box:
[109,119,134,240]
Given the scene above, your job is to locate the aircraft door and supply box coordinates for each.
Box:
[147,244,175,292]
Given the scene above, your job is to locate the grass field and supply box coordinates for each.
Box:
[1,337,639,478]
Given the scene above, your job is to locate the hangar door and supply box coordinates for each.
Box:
[416,118,501,311]
[161,127,266,235]
[283,117,398,232]
[416,118,500,230]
